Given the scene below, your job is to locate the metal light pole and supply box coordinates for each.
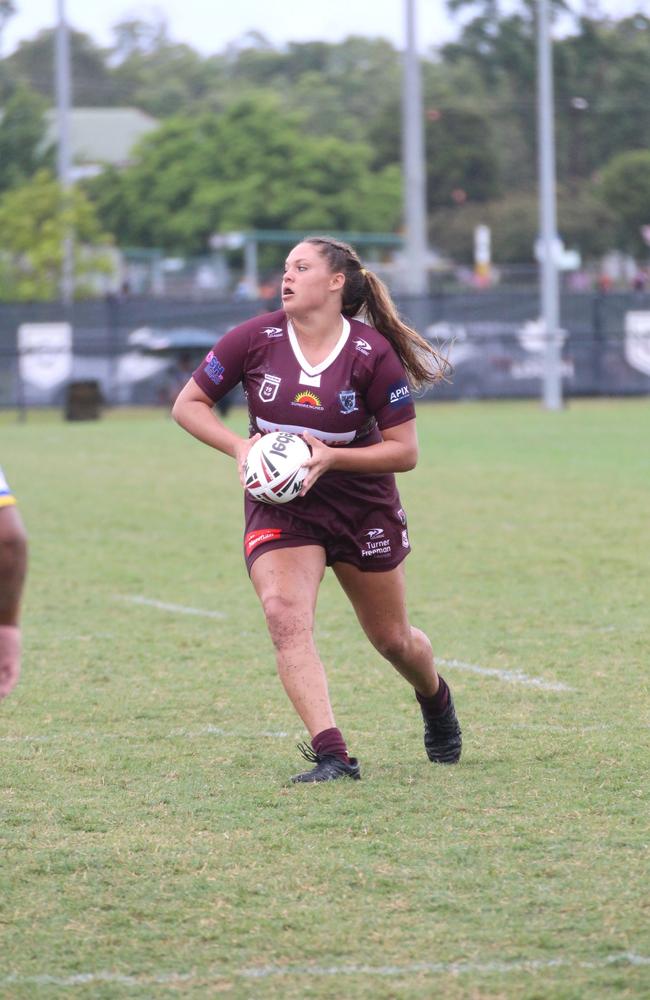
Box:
[536,0,562,410]
[55,0,74,304]
[402,0,428,296]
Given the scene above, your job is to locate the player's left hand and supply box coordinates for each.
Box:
[300,433,335,496]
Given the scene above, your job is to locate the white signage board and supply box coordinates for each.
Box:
[18,323,72,390]
[624,311,650,377]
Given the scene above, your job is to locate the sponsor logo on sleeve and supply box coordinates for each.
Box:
[388,381,411,407]
[263,327,284,338]
[204,352,225,385]
[353,337,372,355]
[338,389,358,414]
[397,508,407,525]
[401,529,410,548]
[259,374,282,402]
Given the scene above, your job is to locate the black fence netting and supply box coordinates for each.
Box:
[1,290,649,410]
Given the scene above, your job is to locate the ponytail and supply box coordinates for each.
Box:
[304,235,450,389]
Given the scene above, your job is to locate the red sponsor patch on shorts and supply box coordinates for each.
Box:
[245,528,282,557]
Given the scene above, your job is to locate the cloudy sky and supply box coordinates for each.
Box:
[2,0,650,55]
[3,1,456,54]
[3,0,649,56]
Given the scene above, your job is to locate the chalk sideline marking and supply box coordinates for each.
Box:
[438,658,572,692]
[117,596,569,691]
[0,727,292,744]
[2,952,647,987]
[117,595,226,619]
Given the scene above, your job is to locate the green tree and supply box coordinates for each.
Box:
[369,58,500,209]
[0,170,115,301]
[0,83,51,193]
[430,183,615,264]
[442,1,573,190]
[86,96,402,254]
[596,150,650,255]
[0,0,16,54]
[4,28,117,104]
[109,18,225,117]
[554,15,650,185]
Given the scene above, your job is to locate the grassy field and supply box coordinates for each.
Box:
[1,400,648,999]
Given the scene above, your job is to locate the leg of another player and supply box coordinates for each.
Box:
[0,505,28,701]
[250,545,336,737]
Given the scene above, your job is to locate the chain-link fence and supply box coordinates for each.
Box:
[1,290,650,413]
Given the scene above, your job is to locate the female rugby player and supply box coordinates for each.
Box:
[173,236,461,782]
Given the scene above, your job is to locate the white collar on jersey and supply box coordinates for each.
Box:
[287,317,350,377]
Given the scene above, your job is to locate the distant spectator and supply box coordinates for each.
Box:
[233,278,256,301]
[258,274,281,307]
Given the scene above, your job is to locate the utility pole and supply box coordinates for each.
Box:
[402,0,428,297]
[536,0,563,410]
[55,0,74,305]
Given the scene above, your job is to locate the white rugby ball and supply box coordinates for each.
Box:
[244,431,311,504]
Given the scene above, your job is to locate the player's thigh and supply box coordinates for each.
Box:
[251,544,326,625]
[333,561,411,650]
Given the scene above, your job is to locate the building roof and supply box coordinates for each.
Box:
[45,107,159,172]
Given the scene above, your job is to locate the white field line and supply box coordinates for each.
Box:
[5,721,634,745]
[168,725,290,739]
[438,657,572,692]
[0,727,292,744]
[116,596,569,692]
[2,952,648,988]
[117,595,226,619]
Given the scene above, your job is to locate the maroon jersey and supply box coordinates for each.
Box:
[192,309,416,572]
[193,308,416,443]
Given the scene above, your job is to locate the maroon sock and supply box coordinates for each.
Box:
[416,675,450,719]
[312,727,350,764]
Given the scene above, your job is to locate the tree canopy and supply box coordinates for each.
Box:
[0,170,114,300]
[86,96,401,254]
[1,3,649,268]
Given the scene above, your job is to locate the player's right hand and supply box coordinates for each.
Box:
[235,433,261,488]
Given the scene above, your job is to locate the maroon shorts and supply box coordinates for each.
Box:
[243,469,411,574]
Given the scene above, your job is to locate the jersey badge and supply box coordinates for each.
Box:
[259,374,282,402]
[291,390,323,410]
[263,327,283,338]
[353,337,372,355]
[338,390,358,414]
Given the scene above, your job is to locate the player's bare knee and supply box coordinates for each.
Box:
[370,628,411,665]
[261,593,313,649]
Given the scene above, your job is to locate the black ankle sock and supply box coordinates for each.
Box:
[416,675,450,719]
[312,727,350,764]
